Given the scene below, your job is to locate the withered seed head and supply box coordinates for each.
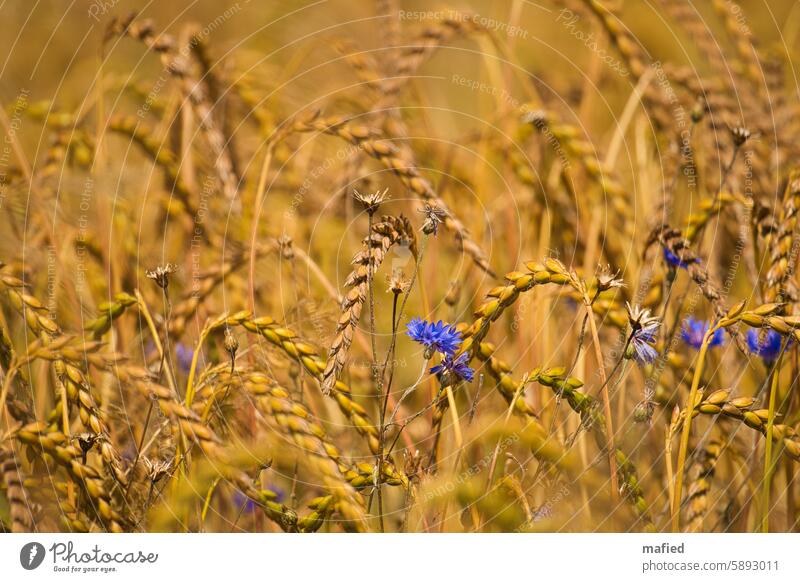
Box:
[633,399,655,424]
[143,457,173,483]
[522,109,548,128]
[690,97,708,124]
[353,187,389,215]
[419,203,447,236]
[625,301,660,330]
[278,234,294,259]
[224,327,239,355]
[146,263,178,290]
[386,269,408,295]
[74,432,100,458]
[224,327,239,373]
[596,265,625,292]
[730,126,751,147]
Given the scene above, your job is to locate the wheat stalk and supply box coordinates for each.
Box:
[321,214,416,395]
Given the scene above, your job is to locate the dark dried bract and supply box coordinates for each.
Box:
[419,203,447,236]
[146,263,178,290]
[730,126,751,147]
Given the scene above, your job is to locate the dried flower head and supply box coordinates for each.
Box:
[633,399,655,424]
[596,265,624,292]
[690,97,708,124]
[625,302,659,331]
[73,432,101,464]
[146,263,178,290]
[522,109,548,128]
[419,203,447,236]
[277,234,294,259]
[143,457,173,483]
[386,269,408,295]
[224,327,239,373]
[353,187,389,215]
[730,126,751,147]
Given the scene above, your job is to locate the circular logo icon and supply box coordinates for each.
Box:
[20,542,46,570]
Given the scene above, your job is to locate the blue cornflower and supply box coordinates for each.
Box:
[746,329,783,363]
[681,318,724,350]
[626,302,661,366]
[144,339,157,359]
[233,490,259,513]
[175,343,194,374]
[430,353,475,385]
[406,317,462,357]
[267,484,285,503]
[663,247,699,270]
[121,442,137,465]
[630,321,660,365]
[234,485,284,513]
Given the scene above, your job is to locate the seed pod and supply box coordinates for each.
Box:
[767,317,791,334]
[740,313,765,326]
[721,403,745,419]
[753,303,783,316]
[544,258,566,274]
[705,390,729,405]
[729,397,755,409]
[726,300,747,318]
[743,411,763,429]
[698,403,721,415]
[782,315,800,327]
[770,425,787,441]
[753,409,773,422]
[784,440,800,459]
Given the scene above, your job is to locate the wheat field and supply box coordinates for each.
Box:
[1,0,800,533]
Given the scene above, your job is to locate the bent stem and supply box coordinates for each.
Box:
[185,320,213,407]
[248,143,275,312]
[665,405,680,519]
[387,360,429,429]
[136,289,178,397]
[485,376,527,492]
[123,398,155,500]
[584,300,619,500]
[672,325,715,532]
[0,362,17,426]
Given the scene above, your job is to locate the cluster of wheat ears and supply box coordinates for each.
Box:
[1,0,800,533]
